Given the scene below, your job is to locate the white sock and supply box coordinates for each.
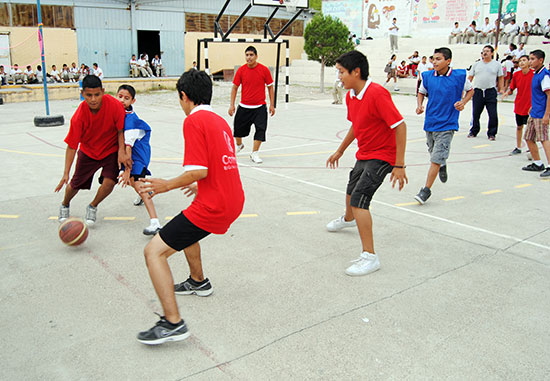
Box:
[534,160,543,166]
[150,218,160,227]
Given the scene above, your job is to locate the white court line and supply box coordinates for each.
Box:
[246,166,550,252]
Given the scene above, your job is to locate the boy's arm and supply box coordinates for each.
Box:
[140,169,208,196]
[228,84,238,116]
[54,146,77,192]
[117,130,132,170]
[267,84,275,116]
[543,89,550,126]
[455,88,474,111]
[416,93,426,114]
[390,122,408,190]
[326,126,355,169]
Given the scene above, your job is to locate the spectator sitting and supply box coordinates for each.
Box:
[24,65,38,84]
[518,21,530,44]
[10,64,24,84]
[69,62,79,82]
[152,54,166,77]
[477,17,495,44]
[515,43,526,59]
[35,65,45,83]
[61,64,71,82]
[503,19,520,44]
[449,22,463,44]
[50,65,61,82]
[505,43,517,58]
[463,21,478,44]
[137,54,153,77]
[408,51,421,77]
[397,60,408,78]
[129,54,138,78]
[92,63,104,80]
[78,64,88,80]
[530,18,544,35]
[545,19,550,38]
[0,65,6,86]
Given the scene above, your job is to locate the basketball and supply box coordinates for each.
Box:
[59,218,89,246]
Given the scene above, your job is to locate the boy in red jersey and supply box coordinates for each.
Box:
[54,75,130,224]
[504,55,533,155]
[326,50,408,277]
[228,46,275,164]
[137,70,245,345]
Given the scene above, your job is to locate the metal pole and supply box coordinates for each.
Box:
[274,42,281,108]
[495,0,503,48]
[36,0,50,115]
[196,39,201,70]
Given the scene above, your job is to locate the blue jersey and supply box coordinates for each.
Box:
[124,110,151,176]
[421,68,468,132]
[530,67,550,119]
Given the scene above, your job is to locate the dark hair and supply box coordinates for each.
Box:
[483,45,495,53]
[519,54,529,60]
[390,54,396,60]
[472,21,476,26]
[93,63,98,67]
[27,65,31,69]
[335,50,369,80]
[434,47,452,60]
[510,43,517,50]
[511,19,515,23]
[117,84,136,99]
[422,56,427,59]
[455,21,458,25]
[37,65,41,70]
[530,49,545,61]
[245,46,257,55]
[82,74,102,90]
[176,69,212,105]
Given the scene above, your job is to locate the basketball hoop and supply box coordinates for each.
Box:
[283,0,298,13]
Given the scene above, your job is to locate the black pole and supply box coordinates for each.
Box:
[264,7,279,39]
[196,39,201,70]
[223,4,252,40]
[215,0,232,38]
[274,42,281,108]
[273,9,303,41]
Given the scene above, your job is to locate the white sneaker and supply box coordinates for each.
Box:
[236,144,244,154]
[143,222,161,236]
[250,151,263,164]
[394,87,400,91]
[85,204,97,225]
[326,215,356,232]
[134,195,144,206]
[59,204,70,222]
[345,252,380,276]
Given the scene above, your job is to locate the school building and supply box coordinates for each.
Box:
[0,0,310,77]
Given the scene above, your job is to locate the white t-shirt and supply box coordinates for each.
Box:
[70,66,78,74]
[94,67,104,80]
[504,60,514,74]
[389,22,399,36]
[481,23,494,33]
[451,27,462,34]
[152,58,162,67]
[417,62,432,74]
[50,69,60,78]
[137,59,147,67]
[505,23,519,34]
[130,58,137,66]
[24,69,34,76]
[11,68,22,75]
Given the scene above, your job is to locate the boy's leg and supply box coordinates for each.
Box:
[62,184,79,206]
[144,234,180,323]
[183,242,205,282]
[234,106,253,149]
[90,178,116,208]
[132,179,158,219]
[425,162,441,189]
[526,140,540,160]
[351,207,374,253]
[541,140,550,163]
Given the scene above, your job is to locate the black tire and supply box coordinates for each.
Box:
[34,114,65,127]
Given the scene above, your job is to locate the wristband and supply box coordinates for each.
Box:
[393,165,406,169]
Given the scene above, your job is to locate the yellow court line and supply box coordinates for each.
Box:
[515,184,532,188]
[0,148,63,157]
[104,217,136,221]
[394,202,418,206]
[473,144,490,149]
[541,179,550,182]
[0,214,19,219]
[286,211,319,216]
[443,196,465,201]
[481,189,502,195]
[239,214,259,218]
[165,216,174,220]
[48,216,58,220]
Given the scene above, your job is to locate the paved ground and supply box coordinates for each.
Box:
[1,84,550,380]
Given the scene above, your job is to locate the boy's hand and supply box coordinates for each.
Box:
[326,151,343,169]
[228,105,236,116]
[390,168,408,191]
[118,171,131,188]
[543,114,549,127]
[181,183,198,198]
[269,105,275,116]
[54,174,69,192]
[139,178,169,197]
[416,105,424,115]
[118,150,133,171]
[454,101,465,111]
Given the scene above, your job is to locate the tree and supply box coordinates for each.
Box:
[303,13,354,93]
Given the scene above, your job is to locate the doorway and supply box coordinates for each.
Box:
[137,30,161,64]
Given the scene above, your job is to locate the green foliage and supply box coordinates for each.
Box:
[303,13,354,67]
[309,0,322,11]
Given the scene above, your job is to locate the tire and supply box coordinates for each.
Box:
[34,114,65,127]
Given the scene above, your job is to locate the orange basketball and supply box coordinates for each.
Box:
[59,218,88,246]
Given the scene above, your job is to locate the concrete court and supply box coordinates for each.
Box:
[1,87,550,380]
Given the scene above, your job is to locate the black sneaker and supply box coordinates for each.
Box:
[522,163,545,172]
[137,315,190,345]
[509,148,522,155]
[439,165,448,183]
[414,187,431,205]
[174,277,213,297]
[540,168,550,177]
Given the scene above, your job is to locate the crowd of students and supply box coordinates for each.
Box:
[0,62,104,86]
[449,17,550,45]
[129,53,166,78]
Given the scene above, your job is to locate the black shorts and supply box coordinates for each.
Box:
[346,159,393,210]
[131,167,149,182]
[159,212,211,251]
[515,114,529,127]
[234,105,268,142]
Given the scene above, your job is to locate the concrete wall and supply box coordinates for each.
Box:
[0,27,78,70]
[185,32,304,74]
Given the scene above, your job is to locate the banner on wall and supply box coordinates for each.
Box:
[490,0,517,14]
[363,0,412,38]
[321,0,363,36]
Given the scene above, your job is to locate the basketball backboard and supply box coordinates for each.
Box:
[251,0,309,9]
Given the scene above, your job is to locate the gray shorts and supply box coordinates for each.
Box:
[426,130,454,165]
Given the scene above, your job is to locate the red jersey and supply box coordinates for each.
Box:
[182,106,245,234]
[510,69,533,116]
[65,94,125,160]
[233,63,274,106]
[346,80,404,165]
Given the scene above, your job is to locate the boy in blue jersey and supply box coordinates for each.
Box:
[521,50,550,177]
[117,85,161,234]
[415,47,474,204]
